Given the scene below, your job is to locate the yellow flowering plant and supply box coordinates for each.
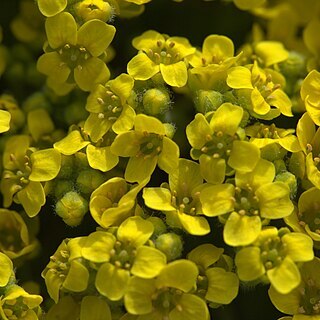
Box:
[1,0,320,319]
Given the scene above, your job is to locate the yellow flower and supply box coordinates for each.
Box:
[303,18,320,71]
[0,252,14,288]
[0,285,43,320]
[42,237,89,303]
[235,227,314,294]
[89,177,146,228]
[246,123,301,153]
[54,125,119,172]
[296,112,320,189]
[124,260,209,320]
[81,217,167,301]
[227,61,292,119]
[0,110,11,133]
[111,114,179,183]
[269,258,320,319]
[285,187,320,248]
[74,0,114,22]
[186,103,260,184]
[188,34,241,71]
[84,73,136,142]
[0,208,39,263]
[188,244,239,306]
[37,12,115,92]
[143,158,210,236]
[201,158,294,246]
[1,135,61,217]
[301,70,320,126]
[127,30,195,87]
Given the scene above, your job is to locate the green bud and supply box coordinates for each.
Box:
[273,159,287,174]
[74,152,90,169]
[55,192,88,227]
[76,169,105,194]
[155,233,183,261]
[279,51,306,79]
[147,217,167,237]
[163,123,176,139]
[260,144,287,162]
[288,151,305,179]
[142,88,171,115]
[194,90,223,113]
[278,227,290,238]
[57,155,74,179]
[54,180,74,200]
[275,171,297,199]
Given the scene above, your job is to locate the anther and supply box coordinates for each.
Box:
[217,143,224,149]
[97,97,105,105]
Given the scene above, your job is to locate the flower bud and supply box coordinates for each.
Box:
[260,143,287,162]
[155,233,183,261]
[163,123,176,139]
[194,90,223,113]
[75,0,113,22]
[279,51,306,79]
[142,88,171,115]
[55,191,88,226]
[54,180,74,200]
[57,155,74,179]
[147,217,167,237]
[275,171,297,199]
[76,169,105,194]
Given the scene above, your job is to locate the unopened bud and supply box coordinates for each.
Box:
[143,88,171,115]
[75,0,113,22]
[275,171,297,199]
[155,233,183,261]
[55,191,88,226]
[76,169,105,194]
[147,217,167,237]
[194,90,223,113]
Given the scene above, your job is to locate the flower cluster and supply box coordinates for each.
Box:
[1,0,320,319]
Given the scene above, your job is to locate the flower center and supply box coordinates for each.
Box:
[152,287,183,317]
[200,131,236,159]
[109,241,136,269]
[146,40,180,65]
[59,44,90,69]
[2,153,32,193]
[171,188,200,215]
[137,132,163,158]
[95,86,123,122]
[260,236,286,270]
[233,186,260,217]
[298,204,320,235]
[2,296,31,320]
